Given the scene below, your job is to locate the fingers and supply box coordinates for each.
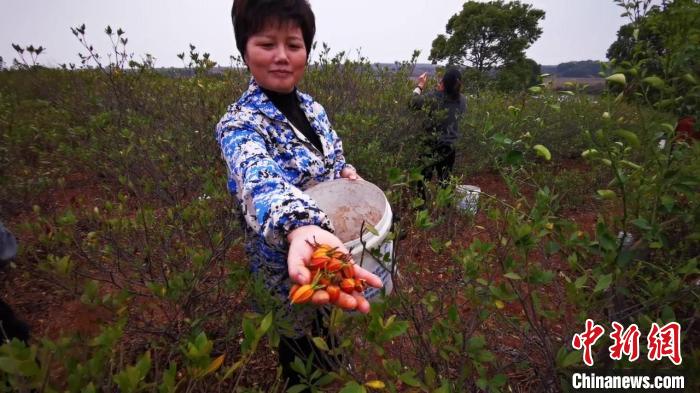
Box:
[418,72,428,85]
[335,292,358,310]
[288,247,311,284]
[303,289,372,312]
[340,166,360,180]
[353,265,383,288]
[311,289,329,305]
[289,265,310,285]
[353,292,370,313]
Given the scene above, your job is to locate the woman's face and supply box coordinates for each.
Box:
[245,21,307,93]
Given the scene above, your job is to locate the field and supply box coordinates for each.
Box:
[1,49,698,392]
[543,77,606,95]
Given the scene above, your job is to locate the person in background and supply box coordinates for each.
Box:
[0,221,29,344]
[410,68,467,192]
[674,115,697,143]
[216,0,382,387]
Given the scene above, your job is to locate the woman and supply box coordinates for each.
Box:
[410,68,467,186]
[215,0,382,385]
[1,221,29,344]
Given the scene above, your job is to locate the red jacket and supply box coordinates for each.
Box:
[675,116,698,142]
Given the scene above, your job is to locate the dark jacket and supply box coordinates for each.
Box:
[410,90,467,147]
[0,221,17,267]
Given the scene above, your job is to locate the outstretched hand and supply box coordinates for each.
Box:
[287,225,382,313]
[417,72,428,90]
[340,166,362,181]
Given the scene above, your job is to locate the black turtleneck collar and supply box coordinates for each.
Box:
[261,87,299,109]
[260,87,324,154]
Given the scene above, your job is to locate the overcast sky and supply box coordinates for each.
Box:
[1,0,636,68]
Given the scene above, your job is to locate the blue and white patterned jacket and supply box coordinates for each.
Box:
[215,78,350,300]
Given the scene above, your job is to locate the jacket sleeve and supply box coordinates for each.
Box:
[315,102,352,178]
[217,119,333,250]
[409,92,426,111]
[330,126,352,178]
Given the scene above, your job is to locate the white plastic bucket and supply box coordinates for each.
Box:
[456,185,481,214]
[304,179,395,301]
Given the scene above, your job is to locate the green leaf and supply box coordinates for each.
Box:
[82,383,97,393]
[504,272,522,280]
[476,350,495,362]
[682,73,697,85]
[612,129,640,148]
[632,217,652,231]
[312,337,330,352]
[434,382,450,393]
[379,320,408,343]
[606,73,626,85]
[596,189,616,200]
[0,357,18,374]
[258,312,273,336]
[614,91,625,103]
[398,371,423,387]
[159,363,177,393]
[467,335,486,350]
[619,160,642,171]
[424,366,437,388]
[678,258,698,275]
[287,385,310,393]
[642,76,665,89]
[318,374,336,386]
[581,149,599,158]
[593,274,613,293]
[489,283,517,300]
[339,381,366,393]
[290,356,306,376]
[596,222,617,251]
[561,350,580,368]
[530,269,555,285]
[491,374,507,387]
[57,210,77,226]
[533,144,551,160]
[365,223,379,236]
[528,86,542,94]
[505,150,523,165]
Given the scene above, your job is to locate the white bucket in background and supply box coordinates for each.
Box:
[456,185,481,214]
[617,231,634,249]
[304,179,395,301]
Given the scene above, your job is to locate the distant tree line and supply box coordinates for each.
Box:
[555,60,602,77]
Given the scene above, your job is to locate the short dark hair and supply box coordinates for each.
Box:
[442,67,462,100]
[231,0,316,59]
